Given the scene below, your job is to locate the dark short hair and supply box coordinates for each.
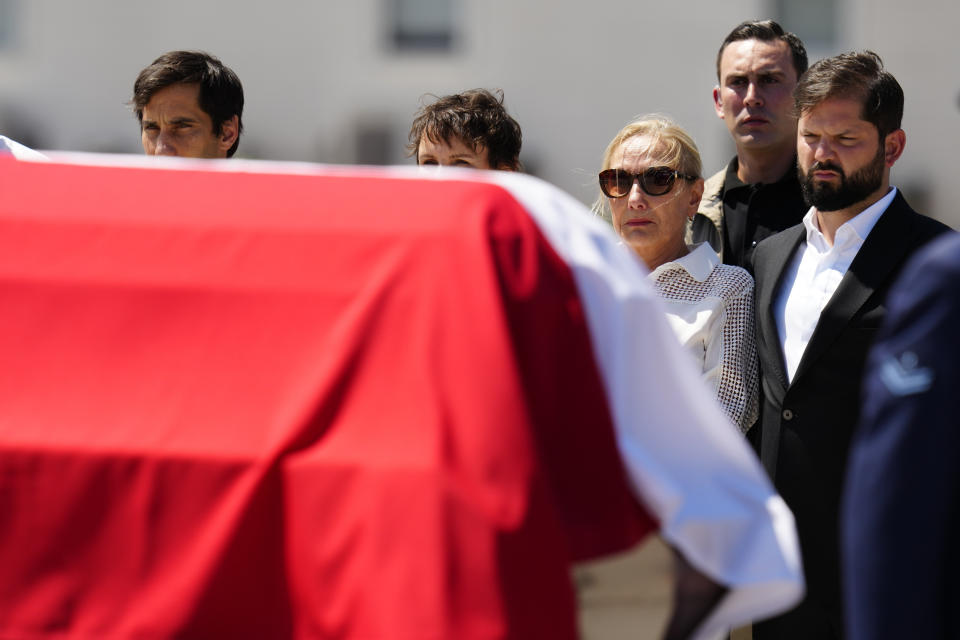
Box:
[407,89,522,170]
[794,51,904,140]
[716,20,808,81]
[132,51,244,157]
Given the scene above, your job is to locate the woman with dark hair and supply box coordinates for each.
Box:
[407,89,521,171]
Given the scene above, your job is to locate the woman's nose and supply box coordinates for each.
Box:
[627,180,647,209]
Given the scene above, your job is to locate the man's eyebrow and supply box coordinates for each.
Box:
[835,126,868,136]
[141,116,200,128]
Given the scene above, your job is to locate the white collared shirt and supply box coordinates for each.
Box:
[649,242,759,432]
[775,188,898,383]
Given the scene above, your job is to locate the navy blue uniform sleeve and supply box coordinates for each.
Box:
[842,233,960,640]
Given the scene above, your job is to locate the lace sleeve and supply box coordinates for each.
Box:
[716,273,759,433]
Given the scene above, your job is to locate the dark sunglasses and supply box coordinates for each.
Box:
[598,167,697,198]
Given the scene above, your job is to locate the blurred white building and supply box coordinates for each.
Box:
[0,0,956,226]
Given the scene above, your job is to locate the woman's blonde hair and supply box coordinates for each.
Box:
[592,115,702,220]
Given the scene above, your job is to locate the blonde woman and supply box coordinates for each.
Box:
[596,116,758,432]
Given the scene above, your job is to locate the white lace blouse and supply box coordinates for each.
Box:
[649,243,759,433]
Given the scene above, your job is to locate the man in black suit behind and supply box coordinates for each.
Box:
[751,51,952,638]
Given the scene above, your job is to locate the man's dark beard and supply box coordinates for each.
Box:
[799,145,885,212]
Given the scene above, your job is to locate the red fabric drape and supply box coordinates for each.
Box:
[0,158,653,639]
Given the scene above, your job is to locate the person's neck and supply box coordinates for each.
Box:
[815,184,892,246]
[640,243,690,272]
[735,147,795,185]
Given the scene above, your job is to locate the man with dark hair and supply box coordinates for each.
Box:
[751,51,952,638]
[407,89,522,171]
[132,50,244,158]
[690,20,809,269]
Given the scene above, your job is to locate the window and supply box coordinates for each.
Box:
[390,0,456,52]
[0,0,19,50]
[773,0,838,50]
[353,120,396,165]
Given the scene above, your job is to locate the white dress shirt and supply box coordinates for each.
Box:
[775,188,898,382]
[649,242,759,432]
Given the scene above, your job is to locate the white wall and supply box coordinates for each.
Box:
[1,0,956,226]
[844,0,959,224]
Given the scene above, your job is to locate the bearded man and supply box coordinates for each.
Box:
[750,51,953,639]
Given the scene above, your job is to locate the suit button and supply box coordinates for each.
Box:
[782,409,794,421]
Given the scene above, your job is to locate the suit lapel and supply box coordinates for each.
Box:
[756,226,805,399]
[792,194,916,382]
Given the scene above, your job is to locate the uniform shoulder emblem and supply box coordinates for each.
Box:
[878,350,934,396]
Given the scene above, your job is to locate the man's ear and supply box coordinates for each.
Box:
[218,115,240,155]
[713,86,724,119]
[884,129,906,167]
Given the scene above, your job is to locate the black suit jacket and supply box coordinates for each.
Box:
[751,192,951,639]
